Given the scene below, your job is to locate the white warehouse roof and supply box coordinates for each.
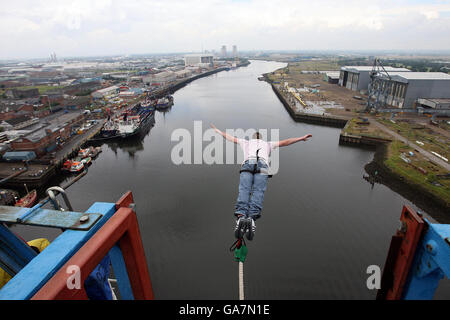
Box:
[385,72,450,80]
[341,66,410,72]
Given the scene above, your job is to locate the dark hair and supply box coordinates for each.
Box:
[253,132,262,139]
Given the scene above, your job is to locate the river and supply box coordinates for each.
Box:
[15,60,450,299]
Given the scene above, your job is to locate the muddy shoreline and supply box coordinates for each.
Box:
[364,143,450,223]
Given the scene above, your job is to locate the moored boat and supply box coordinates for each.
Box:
[62,160,85,173]
[89,104,154,141]
[156,95,173,110]
[88,146,102,158]
[14,189,37,208]
[81,157,92,166]
[78,148,90,158]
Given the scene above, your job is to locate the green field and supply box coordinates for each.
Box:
[343,118,392,139]
[16,85,65,94]
[287,60,340,72]
[385,140,450,204]
[379,119,450,161]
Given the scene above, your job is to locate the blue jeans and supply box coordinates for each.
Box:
[235,159,269,220]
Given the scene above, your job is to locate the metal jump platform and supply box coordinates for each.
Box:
[0,191,153,300]
[0,186,448,299]
[377,205,450,300]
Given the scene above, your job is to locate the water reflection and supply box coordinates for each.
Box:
[97,116,156,158]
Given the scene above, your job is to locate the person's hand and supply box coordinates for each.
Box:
[303,134,312,141]
[210,123,220,133]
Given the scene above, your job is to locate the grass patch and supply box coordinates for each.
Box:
[343,118,391,139]
[14,85,65,94]
[384,140,450,204]
[287,60,340,72]
[379,119,449,160]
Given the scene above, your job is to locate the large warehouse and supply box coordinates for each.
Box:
[184,54,214,67]
[372,72,450,108]
[339,66,410,92]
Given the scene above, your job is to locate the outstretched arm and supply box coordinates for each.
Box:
[210,124,239,144]
[274,134,312,147]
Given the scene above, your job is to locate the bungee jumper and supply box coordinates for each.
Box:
[211,124,312,241]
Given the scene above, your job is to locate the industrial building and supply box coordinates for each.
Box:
[371,72,450,108]
[323,71,340,84]
[9,112,85,156]
[232,45,238,58]
[417,98,450,110]
[91,86,120,100]
[221,45,227,58]
[339,66,410,92]
[184,54,214,67]
[143,71,177,86]
[175,69,193,79]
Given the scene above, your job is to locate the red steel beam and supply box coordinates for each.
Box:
[116,191,134,210]
[377,205,425,300]
[32,207,154,300]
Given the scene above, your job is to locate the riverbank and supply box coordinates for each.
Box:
[151,61,251,99]
[365,143,450,223]
[0,120,104,188]
[0,62,252,191]
[270,83,348,128]
[264,69,449,222]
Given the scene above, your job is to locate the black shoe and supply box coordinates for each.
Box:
[245,218,256,241]
[234,216,247,239]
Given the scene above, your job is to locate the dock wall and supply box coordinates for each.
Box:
[270,84,348,128]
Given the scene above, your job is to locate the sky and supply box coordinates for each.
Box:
[1,0,450,59]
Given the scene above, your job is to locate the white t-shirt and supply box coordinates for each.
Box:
[237,138,278,164]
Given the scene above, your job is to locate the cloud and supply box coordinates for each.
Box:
[1,0,450,59]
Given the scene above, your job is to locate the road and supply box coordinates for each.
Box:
[371,119,450,171]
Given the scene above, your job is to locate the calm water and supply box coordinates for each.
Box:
[16,60,449,299]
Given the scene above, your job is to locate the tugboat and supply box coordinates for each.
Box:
[74,157,92,166]
[78,148,90,158]
[62,160,85,173]
[155,95,173,110]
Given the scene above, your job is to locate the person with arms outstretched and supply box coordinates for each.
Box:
[211,124,312,240]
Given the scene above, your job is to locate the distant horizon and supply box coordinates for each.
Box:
[2,1,450,60]
[2,49,450,63]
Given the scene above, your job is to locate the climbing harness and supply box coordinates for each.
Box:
[239,149,273,178]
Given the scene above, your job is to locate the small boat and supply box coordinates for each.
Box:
[156,95,173,109]
[88,146,102,158]
[73,156,92,166]
[62,160,84,173]
[78,148,90,158]
[69,161,84,173]
[81,157,92,166]
[15,189,37,208]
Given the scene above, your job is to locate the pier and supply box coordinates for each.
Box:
[271,83,348,128]
[0,120,104,188]
[149,64,248,99]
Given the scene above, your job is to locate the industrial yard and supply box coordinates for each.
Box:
[263,57,450,210]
